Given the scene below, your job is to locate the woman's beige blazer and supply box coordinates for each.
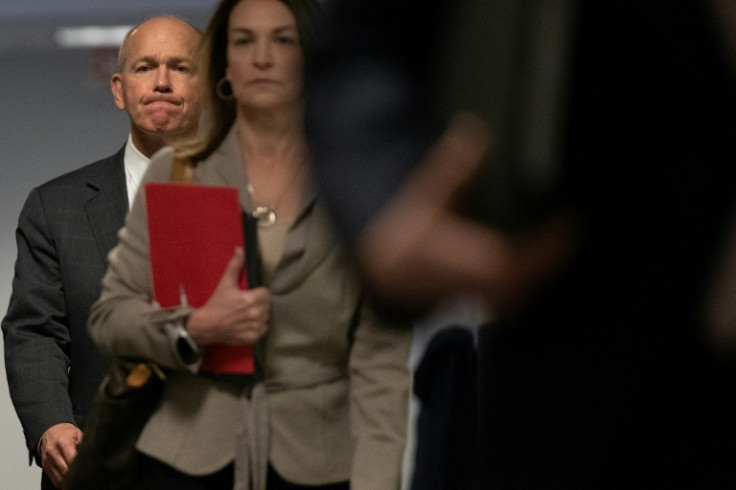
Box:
[88,129,412,490]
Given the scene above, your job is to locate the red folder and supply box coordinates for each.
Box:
[145,182,255,374]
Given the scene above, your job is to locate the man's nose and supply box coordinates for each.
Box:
[154,66,172,91]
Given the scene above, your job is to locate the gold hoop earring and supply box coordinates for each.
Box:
[215,77,233,101]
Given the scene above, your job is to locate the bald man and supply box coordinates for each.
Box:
[1,16,201,489]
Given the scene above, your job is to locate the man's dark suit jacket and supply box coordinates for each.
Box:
[2,146,128,469]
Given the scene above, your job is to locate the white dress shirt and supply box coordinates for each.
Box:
[123,135,151,209]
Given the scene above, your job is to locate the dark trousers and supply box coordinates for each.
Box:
[138,454,233,490]
[41,471,56,490]
[267,465,349,490]
[138,454,349,490]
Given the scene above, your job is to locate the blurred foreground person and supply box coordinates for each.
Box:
[309,0,736,488]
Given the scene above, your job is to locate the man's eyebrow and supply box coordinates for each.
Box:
[130,55,193,65]
[129,55,156,66]
[167,56,194,64]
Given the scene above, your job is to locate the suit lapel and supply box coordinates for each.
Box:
[85,146,129,265]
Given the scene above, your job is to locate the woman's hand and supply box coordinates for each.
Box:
[185,247,270,345]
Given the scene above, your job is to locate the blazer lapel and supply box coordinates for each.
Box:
[272,195,336,293]
[85,146,129,265]
[197,129,337,292]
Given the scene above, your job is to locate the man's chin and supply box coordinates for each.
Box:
[145,108,180,129]
[149,118,174,132]
[144,122,186,138]
[141,115,195,138]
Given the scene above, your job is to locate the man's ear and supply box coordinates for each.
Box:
[111,74,126,110]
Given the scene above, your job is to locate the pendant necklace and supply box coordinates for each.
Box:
[248,161,306,228]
